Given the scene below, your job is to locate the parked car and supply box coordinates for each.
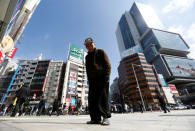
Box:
[174,105,187,110]
[191,104,195,109]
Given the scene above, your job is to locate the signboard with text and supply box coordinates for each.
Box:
[69,44,84,63]
[169,84,178,94]
[157,74,167,87]
[7,47,18,58]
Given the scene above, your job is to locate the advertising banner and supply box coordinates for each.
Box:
[164,56,195,77]
[157,74,167,87]
[71,99,76,106]
[0,49,5,65]
[68,87,76,94]
[70,71,77,78]
[169,84,178,93]
[7,47,18,58]
[65,98,71,102]
[162,87,175,104]
[69,77,76,82]
[5,0,26,34]
[68,82,76,88]
[69,44,84,63]
[42,78,47,91]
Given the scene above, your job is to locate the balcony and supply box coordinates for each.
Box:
[77,87,82,92]
[77,82,82,86]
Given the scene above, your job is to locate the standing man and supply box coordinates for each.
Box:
[84,37,111,125]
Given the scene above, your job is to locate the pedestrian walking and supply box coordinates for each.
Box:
[139,103,143,113]
[37,96,46,116]
[11,84,30,117]
[68,103,72,114]
[157,95,170,113]
[57,101,62,116]
[76,98,82,115]
[84,37,111,125]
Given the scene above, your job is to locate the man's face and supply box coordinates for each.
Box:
[85,42,95,52]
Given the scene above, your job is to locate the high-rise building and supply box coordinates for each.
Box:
[3,59,50,105]
[118,53,163,110]
[116,2,195,104]
[61,44,88,108]
[1,59,67,106]
[43,61,65,107]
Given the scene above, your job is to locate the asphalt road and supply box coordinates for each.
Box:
[0,110,195,131]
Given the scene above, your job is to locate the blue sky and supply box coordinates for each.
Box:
[14,0,195,82]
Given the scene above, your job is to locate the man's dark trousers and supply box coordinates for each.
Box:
[88,77,111,122]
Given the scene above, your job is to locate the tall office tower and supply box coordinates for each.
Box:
[118,53,163,110]
[43,61,65,107]
[116,2,164,58]
[116,2,195,104]
[61,45,88,108]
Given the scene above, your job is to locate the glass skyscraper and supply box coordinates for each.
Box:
[116,2,195,104]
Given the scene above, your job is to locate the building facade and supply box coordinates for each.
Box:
[118,53,162,110]
[61,44,88,108]
[0,59,17,102]
[43,61,65,107]
[116,2,195,104]
[2,59,50,105]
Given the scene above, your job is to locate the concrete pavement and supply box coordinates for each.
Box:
[0,110,195,131]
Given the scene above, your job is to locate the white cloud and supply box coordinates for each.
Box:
[186,23,195,42]
[168,25,185,35]
[163,0,195,13]
[188,44,195,59]
[185,23,195,59]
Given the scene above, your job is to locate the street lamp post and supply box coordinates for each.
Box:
[132,64,146,111]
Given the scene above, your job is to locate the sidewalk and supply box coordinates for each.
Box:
[0,110,195,131]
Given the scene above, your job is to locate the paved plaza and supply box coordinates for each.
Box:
[0,110,195,131]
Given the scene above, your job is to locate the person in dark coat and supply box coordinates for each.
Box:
[37,96,46,116]
[11,85,30,117]
[157,95,170,113]
[51,99,58,115]
[84,37,111,125]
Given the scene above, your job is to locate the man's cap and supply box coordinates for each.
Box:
[84,37,94,45]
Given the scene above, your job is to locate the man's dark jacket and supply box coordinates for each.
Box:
[85,48,111,80]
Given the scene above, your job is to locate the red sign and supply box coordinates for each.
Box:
[65,98,71,102]
[42,78,47,91]
[169,84,178,93]
[0,50,5,64]
[7,47,18,58]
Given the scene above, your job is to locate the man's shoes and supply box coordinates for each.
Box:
[101,118,110,126]
[86,120,101,124]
